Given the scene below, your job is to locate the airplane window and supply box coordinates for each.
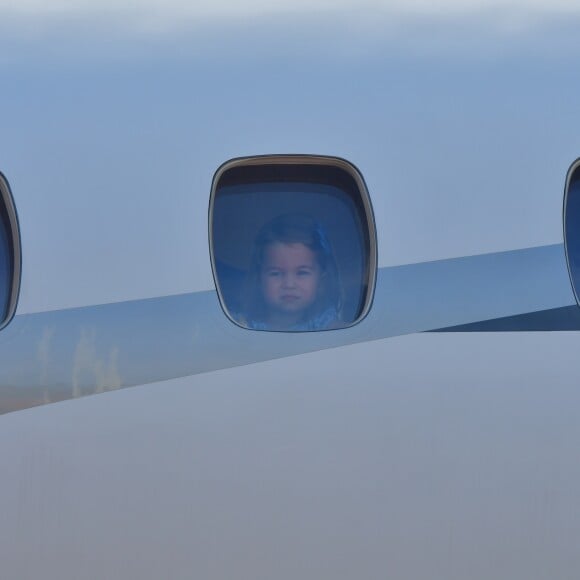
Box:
[564,159,580,304]
[210,156,376,332]
[0,173,20,330]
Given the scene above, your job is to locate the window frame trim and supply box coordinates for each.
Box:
[563,157,580,306]
[208,154,378,331]
[0,172,21,330]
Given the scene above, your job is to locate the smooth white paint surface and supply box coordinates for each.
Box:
[1,332,579,579]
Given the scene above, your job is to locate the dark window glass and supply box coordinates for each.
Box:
[0,206,11,321]
[210,157,376,332]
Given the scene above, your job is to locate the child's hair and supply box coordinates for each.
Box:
[242,213,342,326]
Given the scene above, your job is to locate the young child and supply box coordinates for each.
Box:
[238,213,342,331]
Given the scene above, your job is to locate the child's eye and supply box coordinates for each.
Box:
[268,270,281,277]
[297,269,312,276]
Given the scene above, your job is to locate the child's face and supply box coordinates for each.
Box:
[261,242,321,323]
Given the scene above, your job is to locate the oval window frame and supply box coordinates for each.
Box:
[208,154,378,331]
[0,172,21,330]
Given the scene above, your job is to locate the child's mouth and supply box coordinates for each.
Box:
[281,295,300,302]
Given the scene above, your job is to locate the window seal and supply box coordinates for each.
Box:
[0,172,21,330]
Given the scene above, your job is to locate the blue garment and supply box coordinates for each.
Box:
[233,307,339,331]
